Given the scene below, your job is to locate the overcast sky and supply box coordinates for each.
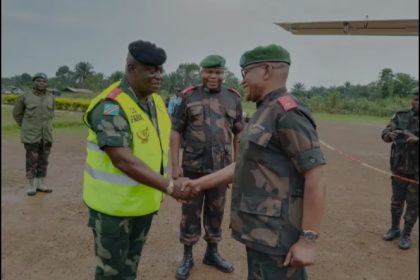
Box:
[2,0,419,88]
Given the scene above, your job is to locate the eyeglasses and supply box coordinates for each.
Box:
[241,64,266,78]
[241,63,286,78]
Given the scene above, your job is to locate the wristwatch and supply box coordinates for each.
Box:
[166,180,174,195]
[301,230,319,241]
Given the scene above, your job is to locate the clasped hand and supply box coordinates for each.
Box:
[169,177,202,203]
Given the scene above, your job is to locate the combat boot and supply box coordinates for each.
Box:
[175,245,194,280]
[27,179,37,196]
[399,234,411,250]
[382,227,401,241]
[203,243,234,273]
[36,177,52,193]
[399,225,412,250]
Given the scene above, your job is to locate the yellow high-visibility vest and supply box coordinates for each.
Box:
[82,81,171,217]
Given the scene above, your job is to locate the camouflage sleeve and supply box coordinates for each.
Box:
[87,100,132,149]
[233,97,245,134]
[381,113,399,142]
[276,110,326,173]
[12,94,25,126]
[171,96,188,132]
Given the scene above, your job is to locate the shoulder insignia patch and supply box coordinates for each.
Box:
[277,95,298,112]
[106,87,123,100]
[180,86,196,97]
[228,88,241,97]
[103,102,120,116]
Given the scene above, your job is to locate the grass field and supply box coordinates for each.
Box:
[2,103,388,138]
[1,106,87,136]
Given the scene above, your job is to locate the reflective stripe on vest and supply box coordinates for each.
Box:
[82,81,171,217]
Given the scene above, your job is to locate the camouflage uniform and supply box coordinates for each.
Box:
[381,108,419,235]
[230,88,326,279]
[12,89,55,179]
[85,77,160,279]
[172,85,244,245]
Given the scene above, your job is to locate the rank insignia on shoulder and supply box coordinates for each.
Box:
[103,103,120,116]
[277,95,297,112]
[180,86,195,97]
[106,87,123,100]
[228,88,241,97]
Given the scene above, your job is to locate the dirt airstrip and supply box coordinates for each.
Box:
[1,120,418,280]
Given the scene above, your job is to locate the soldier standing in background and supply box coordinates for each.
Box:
[13,73,54,196]
[183,45,327,280]
[381,87,419,250]
[170,55,244,280]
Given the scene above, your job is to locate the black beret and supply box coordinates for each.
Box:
[128,40,167,66]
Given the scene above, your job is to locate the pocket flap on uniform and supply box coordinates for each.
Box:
[247,129,272,148]
[239,195,282,217]
[187,102,203,116]
[184,143,205,154]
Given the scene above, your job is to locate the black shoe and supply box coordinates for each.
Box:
[203,249,234,273]
[175,253,194,280]
[399,234,411,250]
[383,228,401,241]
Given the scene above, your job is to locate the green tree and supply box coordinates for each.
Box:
[107,71,124,85]
[224,70,241,93]
[393,73,418,97]
[74,62,94,84]
[378,68,394,98]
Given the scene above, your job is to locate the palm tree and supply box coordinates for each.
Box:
[74,62,94,84]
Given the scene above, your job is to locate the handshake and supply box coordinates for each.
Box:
[166,177,201,203]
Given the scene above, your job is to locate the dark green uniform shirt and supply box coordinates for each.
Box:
[12,89,55,144]
[172,86,244,173]
[230,87,326,256]
[86,77,159,149]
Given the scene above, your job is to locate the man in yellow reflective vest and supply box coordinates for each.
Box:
[83,40,194,280]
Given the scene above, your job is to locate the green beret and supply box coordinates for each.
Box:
[410,86,419,96]
[128,40,167,66]
[200,55,226,69]
[32,72,48,81]
[239,44,291,68]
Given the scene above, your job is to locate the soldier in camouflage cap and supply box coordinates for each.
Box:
[183,44,327,280]
[13,72,54,196]
[82,40,195,280]
[381,85,419,250]
[171,54,244,279]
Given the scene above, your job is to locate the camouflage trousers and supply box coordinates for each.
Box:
[23,141,52,179]
[180,171,228,246]
[88,208,155,280]
[246,247,307,280]
[390,175,419,233]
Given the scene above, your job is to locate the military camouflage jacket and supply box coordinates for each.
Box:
[12,89,55,144]
[172,85,244,173]
[230,87,326,256]
[86,78,158,149]
[381,109,419,175]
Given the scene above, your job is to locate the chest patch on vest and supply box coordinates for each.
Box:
[277,96,297,112]
[103,103,120,116]
[136,127,150,144]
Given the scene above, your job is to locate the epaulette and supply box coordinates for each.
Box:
[179,86,196,97]
[277,95,298,112]
[228,88,241,97]
[106,87,123,100]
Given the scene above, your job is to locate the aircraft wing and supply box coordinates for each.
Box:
[275,19,419,36]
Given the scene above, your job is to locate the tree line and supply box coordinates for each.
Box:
[1,62,417,116]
